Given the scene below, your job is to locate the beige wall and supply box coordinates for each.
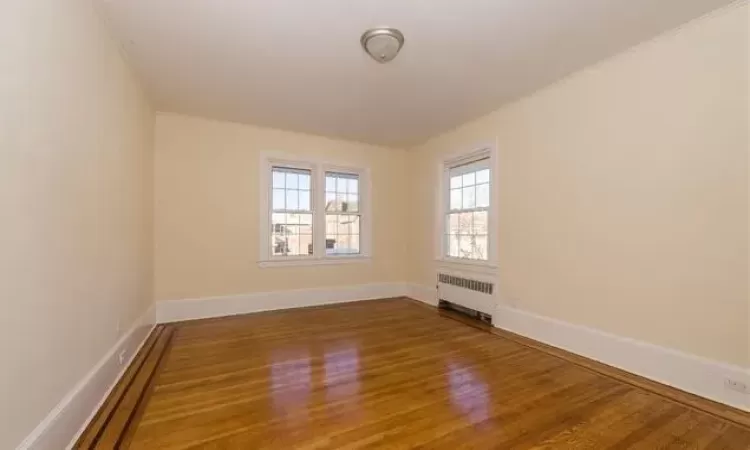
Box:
[153,114,408,301]
[3,2,746,445]
[0,1,154,447]
[407,3,749,367]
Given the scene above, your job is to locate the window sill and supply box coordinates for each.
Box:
[435,258,497,273]
[258,256,371,268]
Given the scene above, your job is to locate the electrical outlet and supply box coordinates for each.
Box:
[118,349,127,365]
[724,378,749,394]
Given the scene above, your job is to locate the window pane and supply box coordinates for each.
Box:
[286,190,299,210]
[326,176,336,192]
[326,235,354,255]
[271,234,288,255]
[450,175,462,189]
[327,215,360,236]
[298,173,311,190]
[325,235,336,252]
[473,211,488,234]
[325,192,336,211]
[299,190,311,211]
[284,234,301,255]
[448,213,460,234]
[458,212,473,234]
[476,183,490,208]
[281,213,300,234]
[350,235,360,254]
[475,235,488,260]
[346,194,359,212]
[462,172,475,187]
[271,213,286,234]
[272,189,285,210]
[286,173,298,189]
[326,215,337,234]
[459,235,472,258]
[284,223,300,235]
[298,213,313,234]
[337,177,347,193]
[476,169,490,184]
[336,235,352,254]
[299,234,313,255]
[337,194,347,212]
[450,188,461,210]
[285,213,300,224]
[349,216,360,235]
[272,171,286,188]
[337,216,350,234]
[462,186,476,209]
[347,178,359,194]
[448,234,459,257]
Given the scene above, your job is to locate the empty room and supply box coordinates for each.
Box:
[4,0,749,448]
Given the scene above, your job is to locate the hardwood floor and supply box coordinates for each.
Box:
[76,298,750,449]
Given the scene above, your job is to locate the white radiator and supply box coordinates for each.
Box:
[437,273,495,316]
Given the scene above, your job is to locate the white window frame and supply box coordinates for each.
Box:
[258,152,371,267]
[435,142,499,271]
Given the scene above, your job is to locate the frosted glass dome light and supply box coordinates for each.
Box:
[361,28,405,63]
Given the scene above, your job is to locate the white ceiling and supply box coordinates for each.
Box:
[98,0,735,146]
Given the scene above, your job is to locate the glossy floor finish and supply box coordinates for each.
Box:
[77,299,750,449]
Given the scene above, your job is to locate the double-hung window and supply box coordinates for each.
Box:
[325,172,361,255]
[442,149,494,263]
[260,155,369,266]
[271,167,314,257]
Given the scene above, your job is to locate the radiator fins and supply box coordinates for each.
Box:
[437,273,493,295]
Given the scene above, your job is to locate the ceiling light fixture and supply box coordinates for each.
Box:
[360,28,405,63]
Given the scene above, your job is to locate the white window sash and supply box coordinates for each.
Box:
[448,158,490,176]
[323,170,364,257]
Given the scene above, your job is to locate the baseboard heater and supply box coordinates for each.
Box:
[437,273,494,325]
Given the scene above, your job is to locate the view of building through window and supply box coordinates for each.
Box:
[325,172,361,255]
[271,167,313,256]
[268,166,364,258]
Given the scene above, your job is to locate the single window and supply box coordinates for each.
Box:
[325,172,361,255]
[444,158,490,261]
[270,167,314,256]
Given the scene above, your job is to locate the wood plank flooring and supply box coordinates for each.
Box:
[76,298,750,449]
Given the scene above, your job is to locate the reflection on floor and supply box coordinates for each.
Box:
[76,298,750,449]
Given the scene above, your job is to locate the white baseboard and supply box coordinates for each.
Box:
[406,283,438,306]
[493,304,750,411]
[25,282,742,448]
[156,282,409,323]
[18,305,156,450]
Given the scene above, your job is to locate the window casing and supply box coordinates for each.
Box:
[259,154,370,266]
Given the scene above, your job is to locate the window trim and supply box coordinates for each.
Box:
[258,152,371,267]
[435,142,499,269]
